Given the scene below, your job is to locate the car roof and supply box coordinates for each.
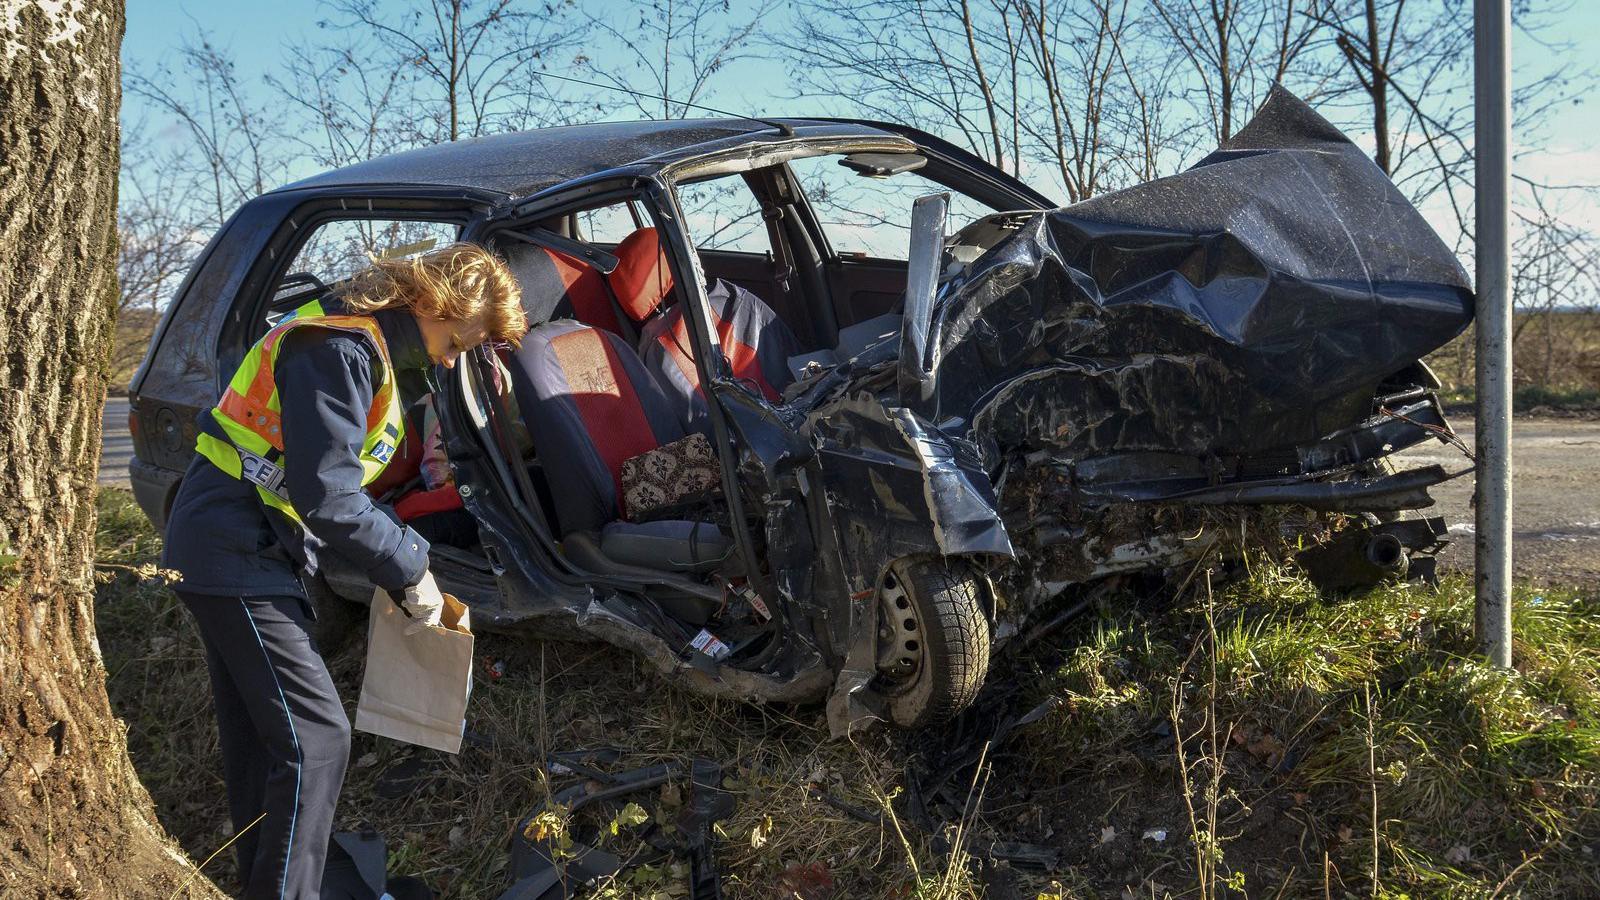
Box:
[272,118,908,199]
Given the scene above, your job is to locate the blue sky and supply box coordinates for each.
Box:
[123,0,1600,247]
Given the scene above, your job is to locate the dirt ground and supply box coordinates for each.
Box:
[1394,415,1600,586]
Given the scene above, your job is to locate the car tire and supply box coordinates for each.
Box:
[877,558,991,729]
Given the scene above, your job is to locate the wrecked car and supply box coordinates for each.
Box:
[128,88,1473,733]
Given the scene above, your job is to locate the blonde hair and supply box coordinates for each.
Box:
[344,242,527,347]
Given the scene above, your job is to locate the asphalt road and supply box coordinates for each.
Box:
[1395,416,1600,586]
[100,395,132,488]
[93,399,1600,584]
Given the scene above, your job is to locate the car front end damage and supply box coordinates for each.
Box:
[434,89,1472,734]
[776,87,1474,732]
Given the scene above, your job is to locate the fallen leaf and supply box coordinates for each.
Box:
[1446,844,1472,864]
[660,781,682,807]
[355,752,378,769]
[609,802,650,835]
[1246,732,1286,766]
[1337,825,1354,843]
[1142,828,1167,842]
[1290,792,1310,807]
[750,815,773,850]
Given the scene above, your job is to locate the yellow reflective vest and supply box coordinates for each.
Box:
[195,300,405,524]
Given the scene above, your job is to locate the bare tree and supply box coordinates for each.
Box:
[112,130,202,380]
[312,0,582,145]
[269,41,414,170]
[774,0,1018,170]
[1308,0,1589,245]
[773,0,1177,200]
[580,0,776,119]
[125,30,290,227]
[1509,182,1600,389]
[1,1,221,894]
[1148,0,1328,143]
[1015,0,1156,201]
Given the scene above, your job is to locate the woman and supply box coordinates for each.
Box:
[162,242,526,898]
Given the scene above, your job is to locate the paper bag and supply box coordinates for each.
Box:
[354,587,474,754]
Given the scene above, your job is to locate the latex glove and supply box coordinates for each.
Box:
[400,569,446,634]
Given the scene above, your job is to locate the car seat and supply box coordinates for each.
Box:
[502,241,628,337]
[505,320,735,579]
[612,228,801,429]
[506,319,683,535]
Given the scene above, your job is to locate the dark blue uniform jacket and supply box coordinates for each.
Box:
[163,307,434,598]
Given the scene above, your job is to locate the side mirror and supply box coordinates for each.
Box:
[899,192,948,404]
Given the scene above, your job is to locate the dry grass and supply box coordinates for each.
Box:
[108,307,159,393]
[96,489,1600,898]
[1428,311,1600,412]
[94,488,977,898]
[1013,550,1600,897]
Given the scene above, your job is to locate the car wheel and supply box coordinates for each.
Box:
[876,558,991,729]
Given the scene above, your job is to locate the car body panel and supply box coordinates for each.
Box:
[128,98,1473,734]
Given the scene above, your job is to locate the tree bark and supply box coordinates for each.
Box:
[0,3,219,896]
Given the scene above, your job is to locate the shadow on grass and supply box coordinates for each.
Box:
[94,488,1600,898]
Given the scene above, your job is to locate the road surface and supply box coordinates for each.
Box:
[100,395,132,488]
[94,399,1600,583]
[1395,416,1600,586]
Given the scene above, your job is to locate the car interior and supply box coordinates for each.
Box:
[261,150,1011,616]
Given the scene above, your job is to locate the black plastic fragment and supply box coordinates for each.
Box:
[1296,516,1449,591]
[502,757,733,900]
[679,759,733,900]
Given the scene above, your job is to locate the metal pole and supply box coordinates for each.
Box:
[1474,0,1513,666]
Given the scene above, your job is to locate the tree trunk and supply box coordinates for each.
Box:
[0,3,219,896]
[1364,0,1391,174]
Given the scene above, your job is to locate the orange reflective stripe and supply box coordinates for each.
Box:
[215,314,396,451]
[657,312,704,400]
[211,311,403,480]
[217,389,285,450]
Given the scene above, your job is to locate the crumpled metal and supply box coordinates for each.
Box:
[914,86,1474,468]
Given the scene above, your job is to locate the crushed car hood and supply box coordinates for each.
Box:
[914,87,1474,466]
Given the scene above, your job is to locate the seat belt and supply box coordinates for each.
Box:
[759,203,797,299]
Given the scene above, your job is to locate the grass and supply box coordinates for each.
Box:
[1426,311,1600,414]
[94,488,970,898]
[1011,554,1600,897]
[95,488,1600,898]
[1436,383,1600,415]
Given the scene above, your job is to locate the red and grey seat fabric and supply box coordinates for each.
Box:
[505,318,689,536]
[610,228,802,430]
[502,240,628,338]
[640,278,801,430]
[362,401,467,523]
[608,227,677,328]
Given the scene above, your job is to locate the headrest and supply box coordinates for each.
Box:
[608,228,675,323]
[502,241,624,336]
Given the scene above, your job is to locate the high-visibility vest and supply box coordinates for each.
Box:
[195,300,405,524]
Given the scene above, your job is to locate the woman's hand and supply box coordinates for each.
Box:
[400,569,446,634]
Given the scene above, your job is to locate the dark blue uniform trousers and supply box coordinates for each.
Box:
[180,592,351,899]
